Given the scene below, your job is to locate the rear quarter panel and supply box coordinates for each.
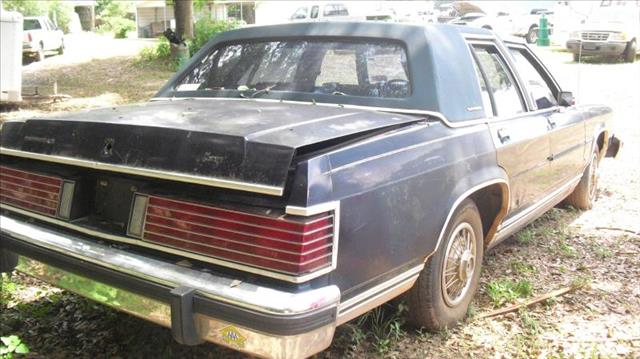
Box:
[315,122,506,298]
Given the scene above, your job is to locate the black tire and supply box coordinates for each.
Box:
[407,199,484,330]
[566,149,599,210]
[0,248,19,273]
[526,26,538,44]
[36,43,45,62]
[57,39,65,55]
[623,40,636,63]
[573,52,580,62]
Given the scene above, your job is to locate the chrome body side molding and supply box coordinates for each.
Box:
[337,264,424,325]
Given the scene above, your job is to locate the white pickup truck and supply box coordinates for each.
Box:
[23,16,64,61]
[566,1,640,63]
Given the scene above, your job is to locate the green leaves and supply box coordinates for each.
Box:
[0,335,30,359]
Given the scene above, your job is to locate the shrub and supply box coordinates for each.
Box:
[188,18,239,56]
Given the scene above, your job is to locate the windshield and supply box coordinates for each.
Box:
[175,39,411,99]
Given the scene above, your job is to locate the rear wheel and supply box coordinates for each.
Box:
[36,43,45,61]
[573,52,580,62]
[566,149,599,210]
[526,26,538,44]
[623,40,636,63]
[407,199,483,330]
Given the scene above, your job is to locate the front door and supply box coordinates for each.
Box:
[469,43,553,217]
[508,46,586,188]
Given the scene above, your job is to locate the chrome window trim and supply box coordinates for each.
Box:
[0,147,284,197]
[0,203,336,283]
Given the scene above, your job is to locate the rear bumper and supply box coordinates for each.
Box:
[0,215,340,359]
[566,40,627,56]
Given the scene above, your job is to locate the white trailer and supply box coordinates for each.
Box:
[1,9,23,102]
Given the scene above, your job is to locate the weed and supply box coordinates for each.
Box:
[0,274,19,306]
[516,228,535,245]
[519,310,540,335]
[349,301,407,355]
[0,335,29,358]
[466,303,476,319]
[593,244,613,259]
[509,260,537,275]
[486,278,533,307]
[571,275,592,289]
[557,242,578,258]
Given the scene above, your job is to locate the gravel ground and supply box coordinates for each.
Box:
[1,48,639,358]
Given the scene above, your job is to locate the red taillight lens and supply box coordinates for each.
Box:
[0,166,63,217]
[132,195,335,275]
[27,33,32,42]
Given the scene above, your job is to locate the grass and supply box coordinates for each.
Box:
[509,260,537,275]
[0,274,20,306]
[337,302,408,356]
[485,278,534,307]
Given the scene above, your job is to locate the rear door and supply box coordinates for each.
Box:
[469,42,553,217]
[508,45,586,188]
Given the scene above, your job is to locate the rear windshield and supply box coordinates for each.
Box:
[23,19,41,30]
[175,39,411,99]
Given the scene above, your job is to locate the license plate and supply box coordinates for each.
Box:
[582,43,598,50]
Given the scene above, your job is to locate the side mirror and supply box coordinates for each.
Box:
[558,91,575,107]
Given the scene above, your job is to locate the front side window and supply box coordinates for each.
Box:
[176,39,411,99]
[509,48,558,110]
[472,45,525,117]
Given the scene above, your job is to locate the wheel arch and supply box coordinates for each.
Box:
[424,173,510,263]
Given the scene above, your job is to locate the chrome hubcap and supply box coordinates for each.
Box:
[442,223,476,307]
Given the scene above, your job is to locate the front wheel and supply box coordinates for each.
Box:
[623,40,636,63]
[526,26,538,44]
[36,43,45,61]
[406,199,484,330]
[565,148,599,210]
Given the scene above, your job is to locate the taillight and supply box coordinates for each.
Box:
[0,166,76,218]
[27,33,32,42]
[128,194,336,276]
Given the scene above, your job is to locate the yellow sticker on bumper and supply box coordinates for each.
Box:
[221,326,246,348]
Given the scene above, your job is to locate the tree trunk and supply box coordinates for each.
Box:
[174,0,193,41]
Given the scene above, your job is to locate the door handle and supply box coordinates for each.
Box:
[497,128,511,143]
[547,117,556,129]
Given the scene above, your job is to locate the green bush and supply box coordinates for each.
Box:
[188,18,239,56]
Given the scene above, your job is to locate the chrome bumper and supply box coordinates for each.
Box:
[0,215,340,359]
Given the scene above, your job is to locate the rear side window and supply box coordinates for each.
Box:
[24,19,41,30]
[471,45,525,117]
[509,48,558,110]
